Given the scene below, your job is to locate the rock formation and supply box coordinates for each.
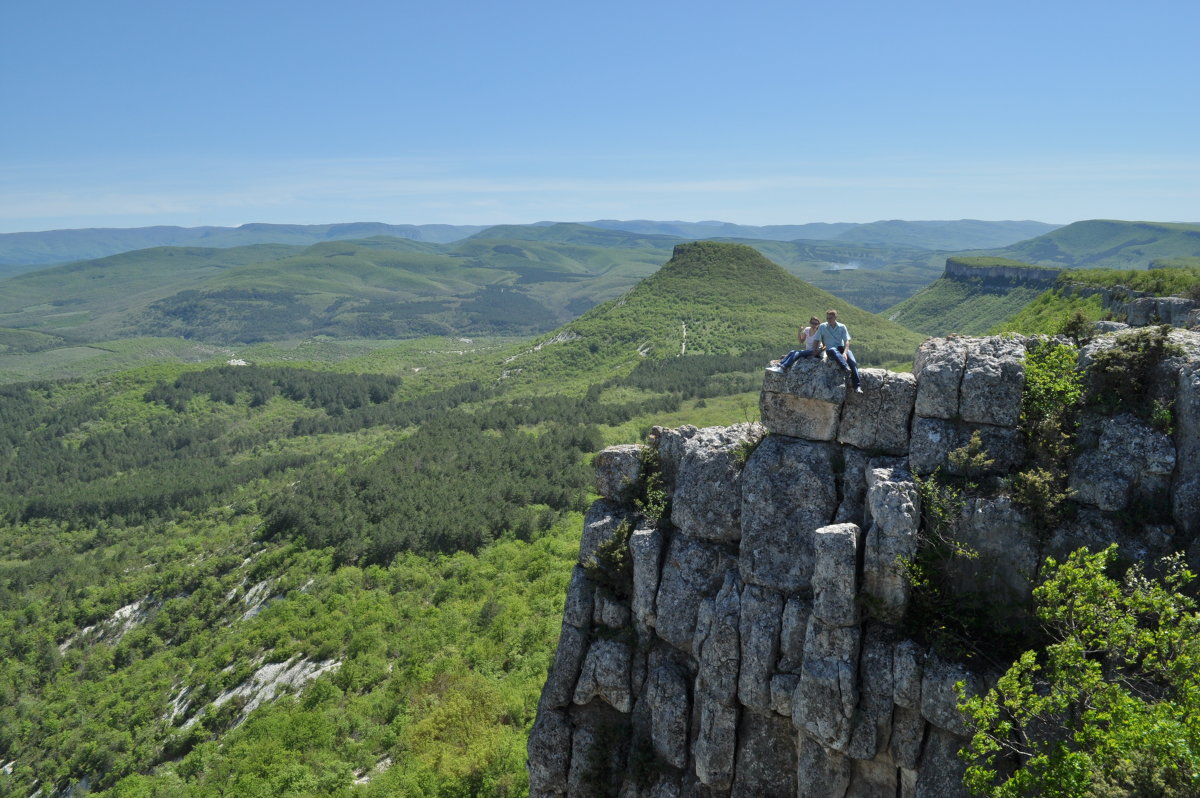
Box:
[528,328,1200,797]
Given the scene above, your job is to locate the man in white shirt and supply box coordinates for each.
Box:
[815,309,862,393]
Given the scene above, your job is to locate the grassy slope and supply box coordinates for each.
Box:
[884,276,1049,337]
[997,220,1200,269]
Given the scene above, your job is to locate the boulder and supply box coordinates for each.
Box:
[908,417,1025,477]
[527,707,572,794]
[958,336,1026,427]
[777,596,812,674]
[847,756,899,798]
[670,423,764,542]
[538,622,589,710]
[862,467,921,623]
[811,523,861,628]
[739,436,840,592]
[693,572,742,705]
[629,522,665,633]
[793,616,861,752]
[593,444,644,502]
[1070,413,1176,512]
[760,357,848,440]
[837,369,917,455]
[920,653,981,737]
[692,694,739,789]
[653,534,732,655]
[796,736,853,798]
[846,625,895,761]
[573,638,634,713]
[914,728,971,798]
[738,584,784,713]
[733,711,799,798]
[644,664,690,769]
[913,337,971,420]
[948,496,1040,608]
[580,500,632,566]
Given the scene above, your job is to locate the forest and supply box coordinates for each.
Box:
[0,343,763,796]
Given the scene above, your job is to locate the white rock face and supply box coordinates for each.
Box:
[527,330,1200,798]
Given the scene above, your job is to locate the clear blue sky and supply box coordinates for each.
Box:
[2,0,1198,233]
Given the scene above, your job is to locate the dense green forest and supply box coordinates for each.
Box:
[0,242,816,795]
[0,309,777,796]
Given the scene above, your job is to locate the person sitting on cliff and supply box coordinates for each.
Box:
[768,316,824,372]
[815,309,863,393]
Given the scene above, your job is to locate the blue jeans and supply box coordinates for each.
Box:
[827,346,860,388]
[779,349,818,368]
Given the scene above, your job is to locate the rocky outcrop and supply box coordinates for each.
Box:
[1059,281,1200,328]
[529,331,1200,797]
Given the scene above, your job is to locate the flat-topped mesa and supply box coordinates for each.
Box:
[529,331,1200,798]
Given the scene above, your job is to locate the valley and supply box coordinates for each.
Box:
[0,220,1197,796]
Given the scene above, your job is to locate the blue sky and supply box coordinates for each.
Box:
[2,0,1198,233]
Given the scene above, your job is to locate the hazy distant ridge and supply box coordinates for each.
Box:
[0,218,1061,271]
[0,222,490,270]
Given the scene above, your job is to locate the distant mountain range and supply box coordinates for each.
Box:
[0,218,1061,271]
[1,219,1197,353]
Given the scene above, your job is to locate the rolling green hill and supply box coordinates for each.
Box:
[0,226,939,357]
[0,244,304,339]
[492,241,927,394]
[995,219,1200,269]
[830,219,1060,250]
[0,234,673,345]
[0,218,1059,276]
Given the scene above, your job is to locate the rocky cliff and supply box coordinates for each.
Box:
[943,259,1062,285]
[527,328,1200,797]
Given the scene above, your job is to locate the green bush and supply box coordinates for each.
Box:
[1006,467,1074,531]
[1087,325,1184,419]
[961,546,1200,797]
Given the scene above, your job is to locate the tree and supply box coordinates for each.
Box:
[960,545,1200,797]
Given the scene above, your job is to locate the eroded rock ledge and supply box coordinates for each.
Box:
[529,330,1200,798]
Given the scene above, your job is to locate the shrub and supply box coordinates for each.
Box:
[1056,309,1094,342]
[634,447,670,525]
[1087,325,1184,420]
[1020,341,1083,469]
[960,546,1200,798]
[948,430,994,487]
[1007,467,1074,531]
[582,520,634,601]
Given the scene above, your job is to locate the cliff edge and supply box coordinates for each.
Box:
[528,327,1200,797]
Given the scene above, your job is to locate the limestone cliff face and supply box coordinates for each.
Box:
[528,329,1200,798]
[943,259,1062,285]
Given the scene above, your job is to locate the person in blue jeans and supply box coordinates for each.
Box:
[769,316,824,371]
[815,309,862,393]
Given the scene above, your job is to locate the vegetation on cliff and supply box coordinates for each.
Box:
[962,546,1200,797]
